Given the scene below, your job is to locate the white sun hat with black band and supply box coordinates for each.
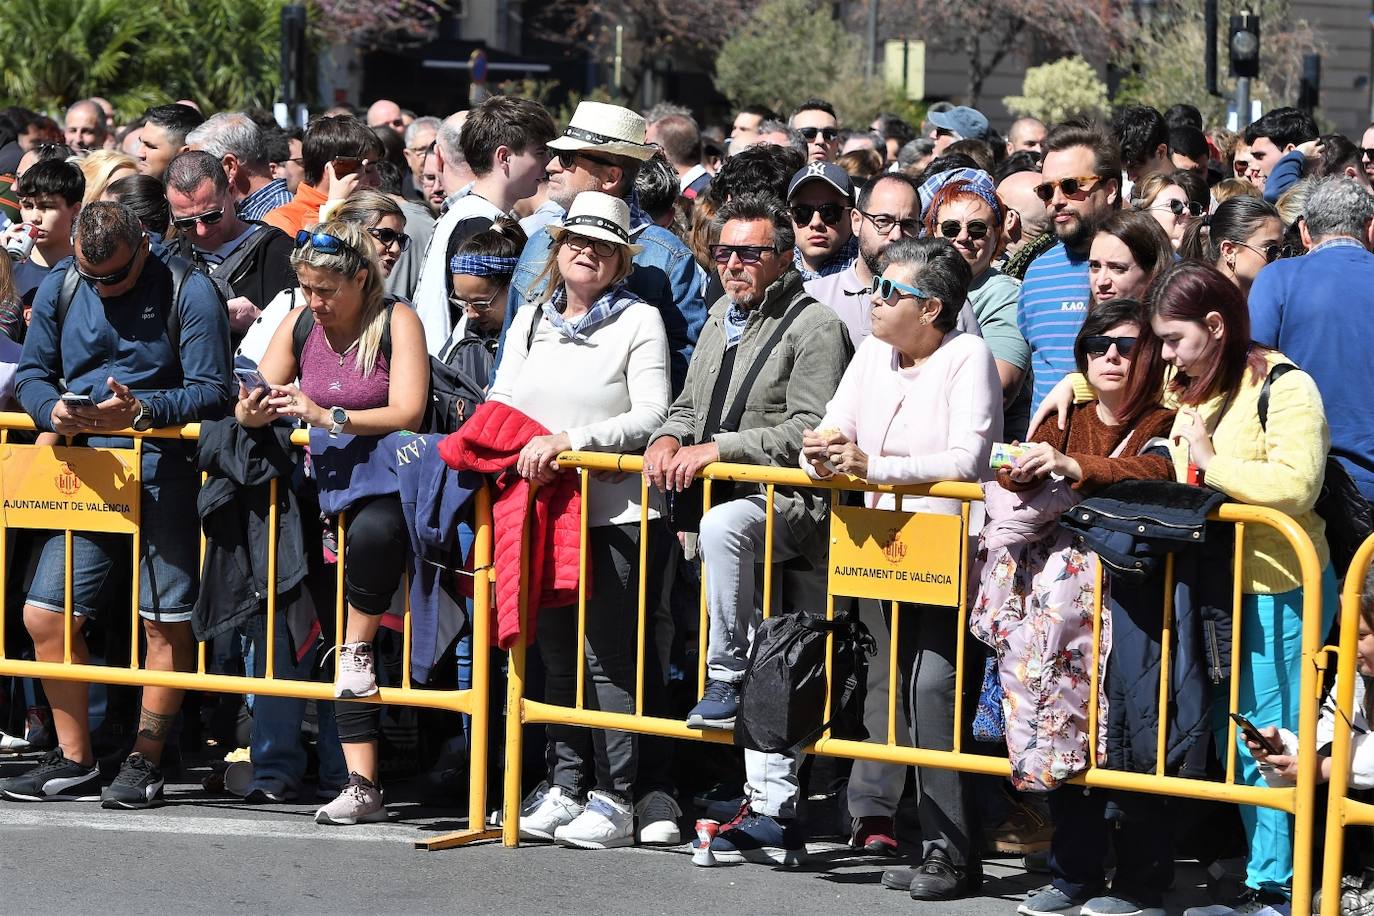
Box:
[547,101,656,162]
[548,191,644,256]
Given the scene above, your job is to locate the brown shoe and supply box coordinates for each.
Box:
[987,802,1052,855]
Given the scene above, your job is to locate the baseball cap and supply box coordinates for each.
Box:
[928,106,990,142]
[786,161,855,203]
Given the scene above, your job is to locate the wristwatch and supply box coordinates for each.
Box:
[329,406,347,436]
[131,399,155,432]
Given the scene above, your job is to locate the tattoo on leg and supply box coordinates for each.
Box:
[137,707,175,743]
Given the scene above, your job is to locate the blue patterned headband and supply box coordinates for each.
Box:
[449,254,519,277]
[918,167,1001,223]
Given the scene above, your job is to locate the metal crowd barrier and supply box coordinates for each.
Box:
[1319,534,1374,916]
[502,451,1329,912]
[0,412,498,851]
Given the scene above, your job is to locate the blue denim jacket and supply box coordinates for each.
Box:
[496,223,706,395]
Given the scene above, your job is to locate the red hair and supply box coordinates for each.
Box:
[922,180,1006,236]
[1121,260,1269,419]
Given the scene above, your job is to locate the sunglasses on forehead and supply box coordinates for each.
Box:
[294,229,366,260]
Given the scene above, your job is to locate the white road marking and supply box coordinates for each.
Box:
[0,805,425,843]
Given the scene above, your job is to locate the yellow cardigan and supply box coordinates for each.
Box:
[1164,350,1330,594]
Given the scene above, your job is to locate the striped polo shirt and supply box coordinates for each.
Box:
[1016,240,1090,414]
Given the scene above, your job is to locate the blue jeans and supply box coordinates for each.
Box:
[1218,563,1338,895]
[241,612,347,794]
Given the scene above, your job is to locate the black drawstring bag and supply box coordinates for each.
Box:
[734,610,876,754]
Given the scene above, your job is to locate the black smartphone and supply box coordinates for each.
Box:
[332,156,362,177]
[1230,712,1284,755]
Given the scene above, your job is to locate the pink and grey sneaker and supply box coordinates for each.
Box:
[314,773,386,826]
[333,642,378,699]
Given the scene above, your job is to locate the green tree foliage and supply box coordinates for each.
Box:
[1005,57,1110,124]
[0,0,288,120]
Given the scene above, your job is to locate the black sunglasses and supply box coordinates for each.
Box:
[366,226,411,252]
[938,219,990,241]
[1363,149,1374,161]
[1149,199,1204,218]
[1083,335,1137,357]
[555,149,617,170]
[789,203,849,227]
[711,244,774,265]
[171,208,225,232]
[1238,241,1285,264]
[294,229,365,260]
[77,240,143,287]
[797,127,838,142]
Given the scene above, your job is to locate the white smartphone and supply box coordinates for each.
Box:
[60,392,97,408]
[234,367,268,394]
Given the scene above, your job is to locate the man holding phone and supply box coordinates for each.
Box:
[263,115,383,238]
[3,201,233,809]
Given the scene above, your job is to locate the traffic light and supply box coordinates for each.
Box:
[1298,53,1321,113]
[1229,11,1260,79]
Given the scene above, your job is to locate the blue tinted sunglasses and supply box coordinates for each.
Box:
[870,276,928,303]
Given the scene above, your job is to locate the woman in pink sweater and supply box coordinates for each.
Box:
[801,237,1001,901]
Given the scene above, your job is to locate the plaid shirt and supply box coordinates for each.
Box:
[540,282,641,341]
[237,179,293,223]
[793,235,858,282]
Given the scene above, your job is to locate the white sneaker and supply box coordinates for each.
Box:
[554,791,634,849]
[1182,889,1291,916]
[314,773,386,826]
[519,784,584,841]
[332,642,378,699]
[634,789,682,845]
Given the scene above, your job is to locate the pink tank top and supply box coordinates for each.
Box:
[298,321,391,411]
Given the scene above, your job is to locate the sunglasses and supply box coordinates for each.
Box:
[859,210,921,238]
[1083,335,1137,357]
[564,234,618,258]
[171,208,224,232]
[1032,175,1103,203]
[77,240,142,287]
[797,127,839,142]
[711,244,774,265]
[1148,199,1204,218]
[1237,241,1286,264]
[294,229,365,260]
[1363,149,1374,162]
[870,275,928,303]
[789,203,849,227]
[938,219,990,241]
[555,149,617,170]
[367,226,411,252]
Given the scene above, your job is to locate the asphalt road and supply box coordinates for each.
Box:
[0,752,1231,916]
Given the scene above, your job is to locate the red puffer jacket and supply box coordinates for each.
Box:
[438,401,582,649]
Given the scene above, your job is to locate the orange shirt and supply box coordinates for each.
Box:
[263,182,329,238]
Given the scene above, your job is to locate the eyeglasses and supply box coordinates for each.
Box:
[77,240,142,287]
[170,207,225,232]
[449,292,503,312]
[294,229,365,260]
[1083,335,1137,358]
[1032,175,1104,203]
[367,226,411,252]
[555,149,617,171]
[711,244,774,265]
[797,127,838,142]
[563,234,618,259]
[870,275,928,303]
[1237,241,1284,264]
[938,219,990,241]
[1148,199,1204,218]
[789,203,849,227]
[859,210,920,238]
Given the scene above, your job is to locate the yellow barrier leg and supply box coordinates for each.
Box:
[502,488,538,848]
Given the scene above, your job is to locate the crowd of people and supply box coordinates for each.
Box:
[0,89,1373,916]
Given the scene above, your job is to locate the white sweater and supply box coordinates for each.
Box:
[491,301,670,527]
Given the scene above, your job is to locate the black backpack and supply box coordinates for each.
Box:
[290,300,485,435]
[734,610,875,754]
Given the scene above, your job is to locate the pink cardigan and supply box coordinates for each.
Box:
[805,330,1002,512]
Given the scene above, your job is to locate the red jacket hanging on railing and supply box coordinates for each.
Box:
[438,401,582,649]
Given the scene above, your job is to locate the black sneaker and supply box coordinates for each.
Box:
[0,747,101,801]
[100,753,165,809]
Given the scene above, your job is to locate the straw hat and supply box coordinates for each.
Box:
[547,101,655,162]
[548,191,644,256]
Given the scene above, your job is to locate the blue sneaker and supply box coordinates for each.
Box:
[686,680,739,730]
[1019,885,1088,915]
[708,808,806,867]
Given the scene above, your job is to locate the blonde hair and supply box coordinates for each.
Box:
[77,151,138,206]
[332,189,405,232]
[1275,178,1314,228]
[530,231,635,307]
[1212,177,1261,205]
[290,220,389,376]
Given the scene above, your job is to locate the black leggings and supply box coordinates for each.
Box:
[343,495,406,615]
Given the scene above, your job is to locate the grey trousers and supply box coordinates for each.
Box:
[848,598,914,819]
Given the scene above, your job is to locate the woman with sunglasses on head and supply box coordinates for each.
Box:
[1131,170,1207,250]
[924,172,1034,438]
[801,238,1001,901]
[494,192,670,850]
[235,220,428,826]
[1120,262,1335,916]
[1178,195,1283,296]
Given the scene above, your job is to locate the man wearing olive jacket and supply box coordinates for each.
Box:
[644,192,852,869]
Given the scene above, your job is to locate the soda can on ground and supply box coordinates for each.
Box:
[692,818,720,867]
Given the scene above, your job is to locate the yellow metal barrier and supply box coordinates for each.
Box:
[1319,535,1374,916]
[502,451,1329,912]
[0,412,498,850]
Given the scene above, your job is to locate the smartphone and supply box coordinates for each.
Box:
[234,367,268,394]
[332,156,362,177]
[1230,713,1284,755]
[60,392,97,408]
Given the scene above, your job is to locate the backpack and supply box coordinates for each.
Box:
[178,222,282,303]
[290,299,485,435]
[733,609,875,754]
[1259,363,1374,576]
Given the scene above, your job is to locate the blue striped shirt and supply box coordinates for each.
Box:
[1017,240,1090,415]
[237,179,293,223]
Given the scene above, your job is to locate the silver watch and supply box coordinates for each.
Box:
[329,406,347,436]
